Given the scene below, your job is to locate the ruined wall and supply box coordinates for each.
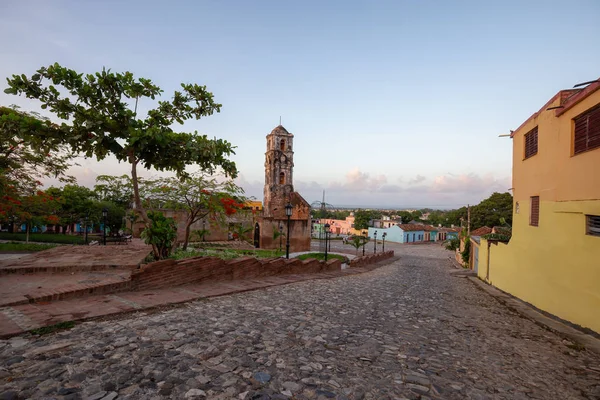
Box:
[349,251,395,268]
[131,256,342,290]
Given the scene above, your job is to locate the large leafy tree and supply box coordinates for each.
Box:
[0,106,74,196]
[149,173,246,250]
[353,209,383,230]
[470,192,513,229]
[5,63,238,227]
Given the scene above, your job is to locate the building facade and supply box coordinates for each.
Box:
[478,80,600,333]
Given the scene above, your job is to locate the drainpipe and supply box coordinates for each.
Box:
[486,241,491,282]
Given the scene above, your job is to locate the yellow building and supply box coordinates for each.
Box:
[479,80,600,333]
[244,200,263,211]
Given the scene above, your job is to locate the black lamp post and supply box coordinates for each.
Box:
[129,214,135,233]
[279,224,283,252]
[374,230,378,254]
[202,220,206,241]
[102,207,108,245]
[382,232,387,252]
[362,230,367,256]
[285,202,293,259]
[324,223,330,261]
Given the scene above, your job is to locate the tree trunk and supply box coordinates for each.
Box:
[129,152,150,226]
[183,221,192,251]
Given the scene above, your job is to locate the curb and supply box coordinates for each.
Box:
[467,276,600,355]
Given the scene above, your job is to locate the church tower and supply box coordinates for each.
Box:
[263,125,294,218]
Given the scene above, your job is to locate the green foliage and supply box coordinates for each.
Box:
[170,247,283,260]
[0,106,75,197]
[296,253,349,263]
[148,172,246,249]
[353,209,382,230]
[0,241,58,252]
[30,321,75,335]
[231,224,253,243]
[311,209,351,220]
[0,232,84,244]
[141,211,178,260]
[347,236,369,255]
[5,63,238,228]
[444,236,460,251]
[461,237,471,264]
[470,192,513,229]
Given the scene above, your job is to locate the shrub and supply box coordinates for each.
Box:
[141,211,178,260]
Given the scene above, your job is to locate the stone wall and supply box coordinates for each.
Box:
[258,217,311,252]
[131,256,342,291]
[349,251,395,268]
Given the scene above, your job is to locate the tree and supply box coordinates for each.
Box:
[0,188,60,242]
[353,209,382,230]
[5,63,238,230]
[348,235,368,256]
[148,173,246,250]
[470,192,513,229]
[93,175,134,209]
[0,106,74,197]
[141,211,177,260]
[46,184,96,233]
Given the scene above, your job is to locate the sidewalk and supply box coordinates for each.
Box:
[0,256,399,338]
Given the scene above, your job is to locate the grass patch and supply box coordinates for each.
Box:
[0,232,85,245]
[0,242,58,252]
[170,247,284,261]
[296,253,349,263]
[30,321,75,335]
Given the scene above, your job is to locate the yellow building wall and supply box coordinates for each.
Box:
[485,87,600,333]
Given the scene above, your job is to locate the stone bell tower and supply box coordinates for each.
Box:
[263,125,295,218]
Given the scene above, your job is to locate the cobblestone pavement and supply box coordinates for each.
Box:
[1,244,599,400]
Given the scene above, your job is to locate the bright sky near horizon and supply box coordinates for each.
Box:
[1,0,599,209]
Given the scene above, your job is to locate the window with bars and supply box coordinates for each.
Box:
[574,104,600,155]
[587,215,600,237]
[524,127,538,159]
[530,196,540,226]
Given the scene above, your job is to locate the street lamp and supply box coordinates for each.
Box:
[279,224,283,252]
[202,220,206,242]
[129,213,136,234]
[102,207,108,246]
[382,232,387,252]
[362,230,367,256]
[374,230,378,254]
[84,213,89,245]
[285,202,293,259]
[324,223,330,261]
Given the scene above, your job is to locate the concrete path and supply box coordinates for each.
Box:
[0,244,598,400]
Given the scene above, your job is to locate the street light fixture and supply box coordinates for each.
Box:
[382,232,387,252]
[102,207,108,246]
[202,220,206,242]
[374,230,378,254]
[362,230,367,256]
[285,202,293,259]
[84,213,89,245]
[324,223,330,261]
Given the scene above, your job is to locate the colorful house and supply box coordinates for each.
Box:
[367,224,427,243]
[478,80,600,333]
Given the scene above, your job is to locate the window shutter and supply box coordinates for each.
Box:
[574,104,600,155]
[524,127,538,159]
[587,215,600,237]
[530,196,540,226]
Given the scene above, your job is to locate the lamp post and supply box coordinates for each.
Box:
[279,224,283,252]
[129,213,135,234]
[285,202,293,259]
[102,207,108,246]
[382,232,387,252]
[202,220,206,241]
[362,230,367,256]
[324,223,330,261]
[374,230,378,254]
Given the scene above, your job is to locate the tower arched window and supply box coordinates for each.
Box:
[280,139,285,151]
[279,172,285,185]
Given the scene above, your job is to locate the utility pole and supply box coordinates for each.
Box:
[467,204,471,234]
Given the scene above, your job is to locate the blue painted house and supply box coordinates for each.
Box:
[368,224,428,244]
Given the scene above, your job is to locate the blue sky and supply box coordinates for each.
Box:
[1,0,599,208]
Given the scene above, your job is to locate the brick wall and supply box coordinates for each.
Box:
[131,255,342,290]
[348,251,395,268]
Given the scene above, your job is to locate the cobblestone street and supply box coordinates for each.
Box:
[1,244,599,400]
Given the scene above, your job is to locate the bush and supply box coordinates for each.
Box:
[461,238,471,264]
[0,232,84,244]
[141,211,178,260]
[296,253,349,263]
[444,237,459,251]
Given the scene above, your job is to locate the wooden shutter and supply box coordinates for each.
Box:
[587,215,600,237]
[530,196,540,226]
[524,127,538,159]
[574,104,600,155]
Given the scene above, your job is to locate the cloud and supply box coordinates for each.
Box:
[408,174,426,185]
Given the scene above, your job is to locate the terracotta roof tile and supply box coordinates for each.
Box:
[470,226,493,236]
